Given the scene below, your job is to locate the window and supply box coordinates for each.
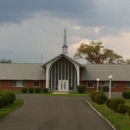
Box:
[127,82,130,88]
[88,82,94,88]
[14,81,25,87]
[102,81,114,88]
[34,81,39,87]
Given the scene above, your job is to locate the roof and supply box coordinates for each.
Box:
[0,63,45,80]
[42,53,84,68]
[81,64,130,81]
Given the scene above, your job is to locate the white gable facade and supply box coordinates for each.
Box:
[42,54,84,91]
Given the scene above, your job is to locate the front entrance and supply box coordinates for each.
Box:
[58,80,68,91]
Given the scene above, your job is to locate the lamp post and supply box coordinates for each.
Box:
[108,75,113,99]
[96,78,100,92]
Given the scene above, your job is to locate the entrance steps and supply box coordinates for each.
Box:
[52,91,68,94]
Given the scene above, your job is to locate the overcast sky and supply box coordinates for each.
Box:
[0,0,130,63]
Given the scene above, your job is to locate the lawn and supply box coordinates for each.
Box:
[0,99,24,119]
[13,90,89,97]
[88,99,130,130]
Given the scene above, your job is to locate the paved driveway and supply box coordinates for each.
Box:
[0,94,115,130]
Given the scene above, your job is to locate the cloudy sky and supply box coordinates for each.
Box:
[0,0,130,63]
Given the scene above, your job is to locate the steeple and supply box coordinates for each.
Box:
[62,27,68,54]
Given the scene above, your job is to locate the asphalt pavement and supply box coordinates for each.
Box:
[0,94,116,130]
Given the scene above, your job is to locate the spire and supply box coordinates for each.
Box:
[62,27,68,54]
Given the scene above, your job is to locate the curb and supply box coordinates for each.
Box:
[2,99,26,119]
[85,100,117,130]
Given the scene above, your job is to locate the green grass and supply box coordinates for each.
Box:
[13,90,89,97]
[37,92,89,97]
[39,93,89,97]
[0,99,24,119]
[88,99,130,130]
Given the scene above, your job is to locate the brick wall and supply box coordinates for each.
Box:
[0,80,46,91]
[80,81,130,92]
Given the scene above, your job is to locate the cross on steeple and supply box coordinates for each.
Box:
[62,27,68,54]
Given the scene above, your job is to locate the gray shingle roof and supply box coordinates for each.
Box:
[81,64,130,81]
[0,63,45,80]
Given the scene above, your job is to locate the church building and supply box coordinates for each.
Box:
[0,28,130,92]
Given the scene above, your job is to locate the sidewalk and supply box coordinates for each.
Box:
[52,91,68,94]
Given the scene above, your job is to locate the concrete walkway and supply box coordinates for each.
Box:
[52,91,68,94]
[0,94,115,130]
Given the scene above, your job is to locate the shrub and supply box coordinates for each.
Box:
[94,93,107,104]
[0,96,5,108]
[35,87,41,93]
[22,87,28,93]
[109,98,125,112]
[0,92,10,106]
[89,91,104,101]
[29,88,34,93]
[43,88,49,93]
[106,99,111,108]
[77,85,85,93]
[122,90,130,99]
[117,104,129,115]
[128,109,130,117]
[4,91,16,103]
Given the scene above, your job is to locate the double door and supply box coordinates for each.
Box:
[58,80,68,91]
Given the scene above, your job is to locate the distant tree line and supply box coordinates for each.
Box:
[0,59,12,63]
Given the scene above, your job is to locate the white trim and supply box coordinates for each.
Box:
[45,55,81,90]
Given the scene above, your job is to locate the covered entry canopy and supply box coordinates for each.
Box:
[42,53,84,91]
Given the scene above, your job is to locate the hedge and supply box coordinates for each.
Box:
[35,87,41,93]
[90,91,107,104]
[22,87,28,93]
[0,91,16,108]
[77,85,85,93]
[107,98,125,112]
[122,90,130,99]
[43,88,49,93]
[29,88,35,93]
[116,104,129,115]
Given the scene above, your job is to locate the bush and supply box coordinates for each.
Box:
[4,91,16,103]
[94,94,107,104]
[94,93,107,104]
[0,92,10,106]
[0,96,5,108]
[43,88,49,93]
[29,88,34,93]
[128,109,130,117]
[109,98,125,112]
[122,90,130,99]
[106,99,111,108]
[77,85,85,93]
[35,87,41,93]
[22,87,28,93]
[90,91,107,104]
[0,91,16,107]
[89,91,104,101]
[117,104,129,115]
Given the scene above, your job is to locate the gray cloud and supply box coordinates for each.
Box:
[1,0,130,29]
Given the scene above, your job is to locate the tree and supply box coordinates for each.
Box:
[74,41,124,64]
[0,59,12,63]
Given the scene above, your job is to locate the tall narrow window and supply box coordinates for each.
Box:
[127,82,130,88]
[88,82,94,88]
[34,81,39,87]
